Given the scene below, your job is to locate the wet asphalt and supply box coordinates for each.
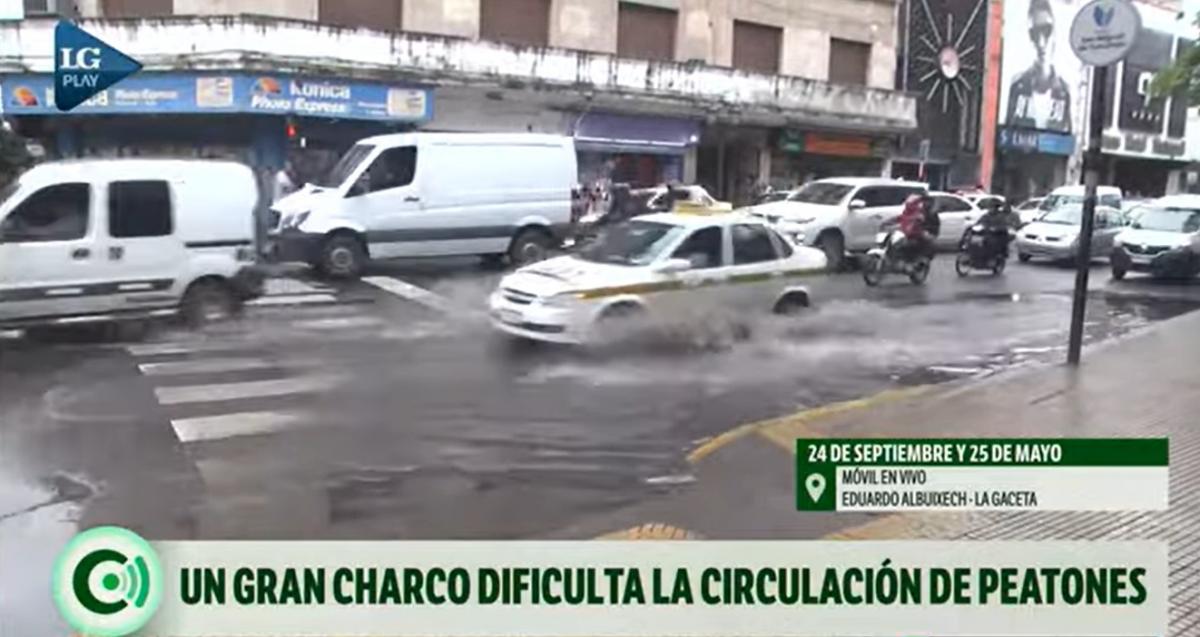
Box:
[3,255,1200,634]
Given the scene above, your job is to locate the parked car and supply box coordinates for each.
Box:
[271,132,577,277]
[962,192,1006,211]
[635,184,732,213]
[747,177,928,269]
[488,212,826,344]
[1015,196,1046,225]
[0,159,264,330]
[1110,195,1200,280]
[928,191,986,249]
[1015,203,1126,263]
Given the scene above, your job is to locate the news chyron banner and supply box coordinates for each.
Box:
[797,438,1169,512]
[54,527,1165,637]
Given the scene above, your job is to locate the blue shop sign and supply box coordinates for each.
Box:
[0,73,432,122]
[998,127,1075,156]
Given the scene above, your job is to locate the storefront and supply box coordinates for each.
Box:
[0,72,433,181]
[571,112,700,188]
[993,127,1075,202]
[769,130,890,187]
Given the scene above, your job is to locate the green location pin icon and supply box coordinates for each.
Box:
[805,472,826,503]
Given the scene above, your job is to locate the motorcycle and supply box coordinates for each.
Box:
[954,224,1013,276]
[861,228,932,286]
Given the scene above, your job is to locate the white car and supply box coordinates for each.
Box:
[927,192,986,248]
[747,177,927,269]
[488,212,827,344]
[1110,195,1200,280]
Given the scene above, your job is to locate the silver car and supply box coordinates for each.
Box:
[1016,204,1125,263]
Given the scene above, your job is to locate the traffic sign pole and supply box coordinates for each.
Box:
[1067,64,1108,366]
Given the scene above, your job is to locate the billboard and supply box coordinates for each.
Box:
[999,0,1083,135]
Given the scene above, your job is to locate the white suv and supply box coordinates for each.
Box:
[748,177,928,269]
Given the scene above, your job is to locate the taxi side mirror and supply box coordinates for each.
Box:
[654,258,693,274]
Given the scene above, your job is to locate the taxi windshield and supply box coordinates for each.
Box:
[577,220,687,266]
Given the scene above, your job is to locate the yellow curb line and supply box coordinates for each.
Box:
[595,523,703,540]
[687,385,935,464]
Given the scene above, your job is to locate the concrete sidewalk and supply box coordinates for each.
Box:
[562,309,1200,634]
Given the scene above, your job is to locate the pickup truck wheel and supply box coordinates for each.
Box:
[816,233,845,271]
[319,235,366,279]
[509,229,552,267]
[182,280,239,327]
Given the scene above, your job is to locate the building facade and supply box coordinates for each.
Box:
[992,0,1196,201]
[1,0,917,204]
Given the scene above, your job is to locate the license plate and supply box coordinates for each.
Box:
[969,236,984,245]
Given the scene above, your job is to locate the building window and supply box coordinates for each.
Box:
[617,2,677,62]
[102,0,172,17]
[479,0,551,47]
[319,0,403,31]
[829,38,871,86]
[732,20,782,75]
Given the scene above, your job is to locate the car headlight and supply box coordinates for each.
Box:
[536,293,575,308]
[283,211,310,229]
[1113,236,1123,248]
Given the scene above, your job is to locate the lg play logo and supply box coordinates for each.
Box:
[53,21,141,111]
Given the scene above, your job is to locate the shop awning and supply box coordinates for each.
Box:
[573,112,700,155]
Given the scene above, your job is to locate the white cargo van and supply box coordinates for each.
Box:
[0,159,264,330]
[270,133,576,277]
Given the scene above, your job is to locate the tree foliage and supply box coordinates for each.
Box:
[0,125,32,186]
[1152,13,1200,102]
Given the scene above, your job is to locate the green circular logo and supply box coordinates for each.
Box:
[53,526,163,636]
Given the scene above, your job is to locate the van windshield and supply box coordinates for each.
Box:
[315,144,374,188]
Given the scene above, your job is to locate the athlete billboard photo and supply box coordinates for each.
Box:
[1000,0,1081,133]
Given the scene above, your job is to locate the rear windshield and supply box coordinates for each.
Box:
[316,144,374,188]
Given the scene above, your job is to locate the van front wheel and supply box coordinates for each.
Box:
[509,228,552,267]
[182,280,239,327]
[319,235,366,279]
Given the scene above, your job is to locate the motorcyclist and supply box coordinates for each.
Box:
[974,199,1018,256]
[896,193,935,260]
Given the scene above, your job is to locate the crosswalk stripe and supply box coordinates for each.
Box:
[171,411,301,443]
[362,276,452,312]
[153,375,338,405]
[264,279,328,295]
[246,293,337,307]
[138,357,275,376]
[127,342,232,357]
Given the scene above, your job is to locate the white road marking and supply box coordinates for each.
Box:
[171,411,301,443]
[127,342,232,357]
[153,375,338,405]
[264,278,328,295]
[927,365,986,375]
[138,357,275,376]
[291,316,385,330]
[246,293,337,307]
[362,276,452,312]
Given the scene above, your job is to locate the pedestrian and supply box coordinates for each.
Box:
[273,160,298,203]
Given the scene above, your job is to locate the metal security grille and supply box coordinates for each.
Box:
[617,2,677,62]
[732,20,781,75]
[319,0,403,31]
[480,0,551,48]
[102,0,172,17]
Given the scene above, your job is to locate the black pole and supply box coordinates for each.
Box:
[1067,64,1109,366]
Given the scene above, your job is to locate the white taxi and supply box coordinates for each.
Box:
[488,212,827,343]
